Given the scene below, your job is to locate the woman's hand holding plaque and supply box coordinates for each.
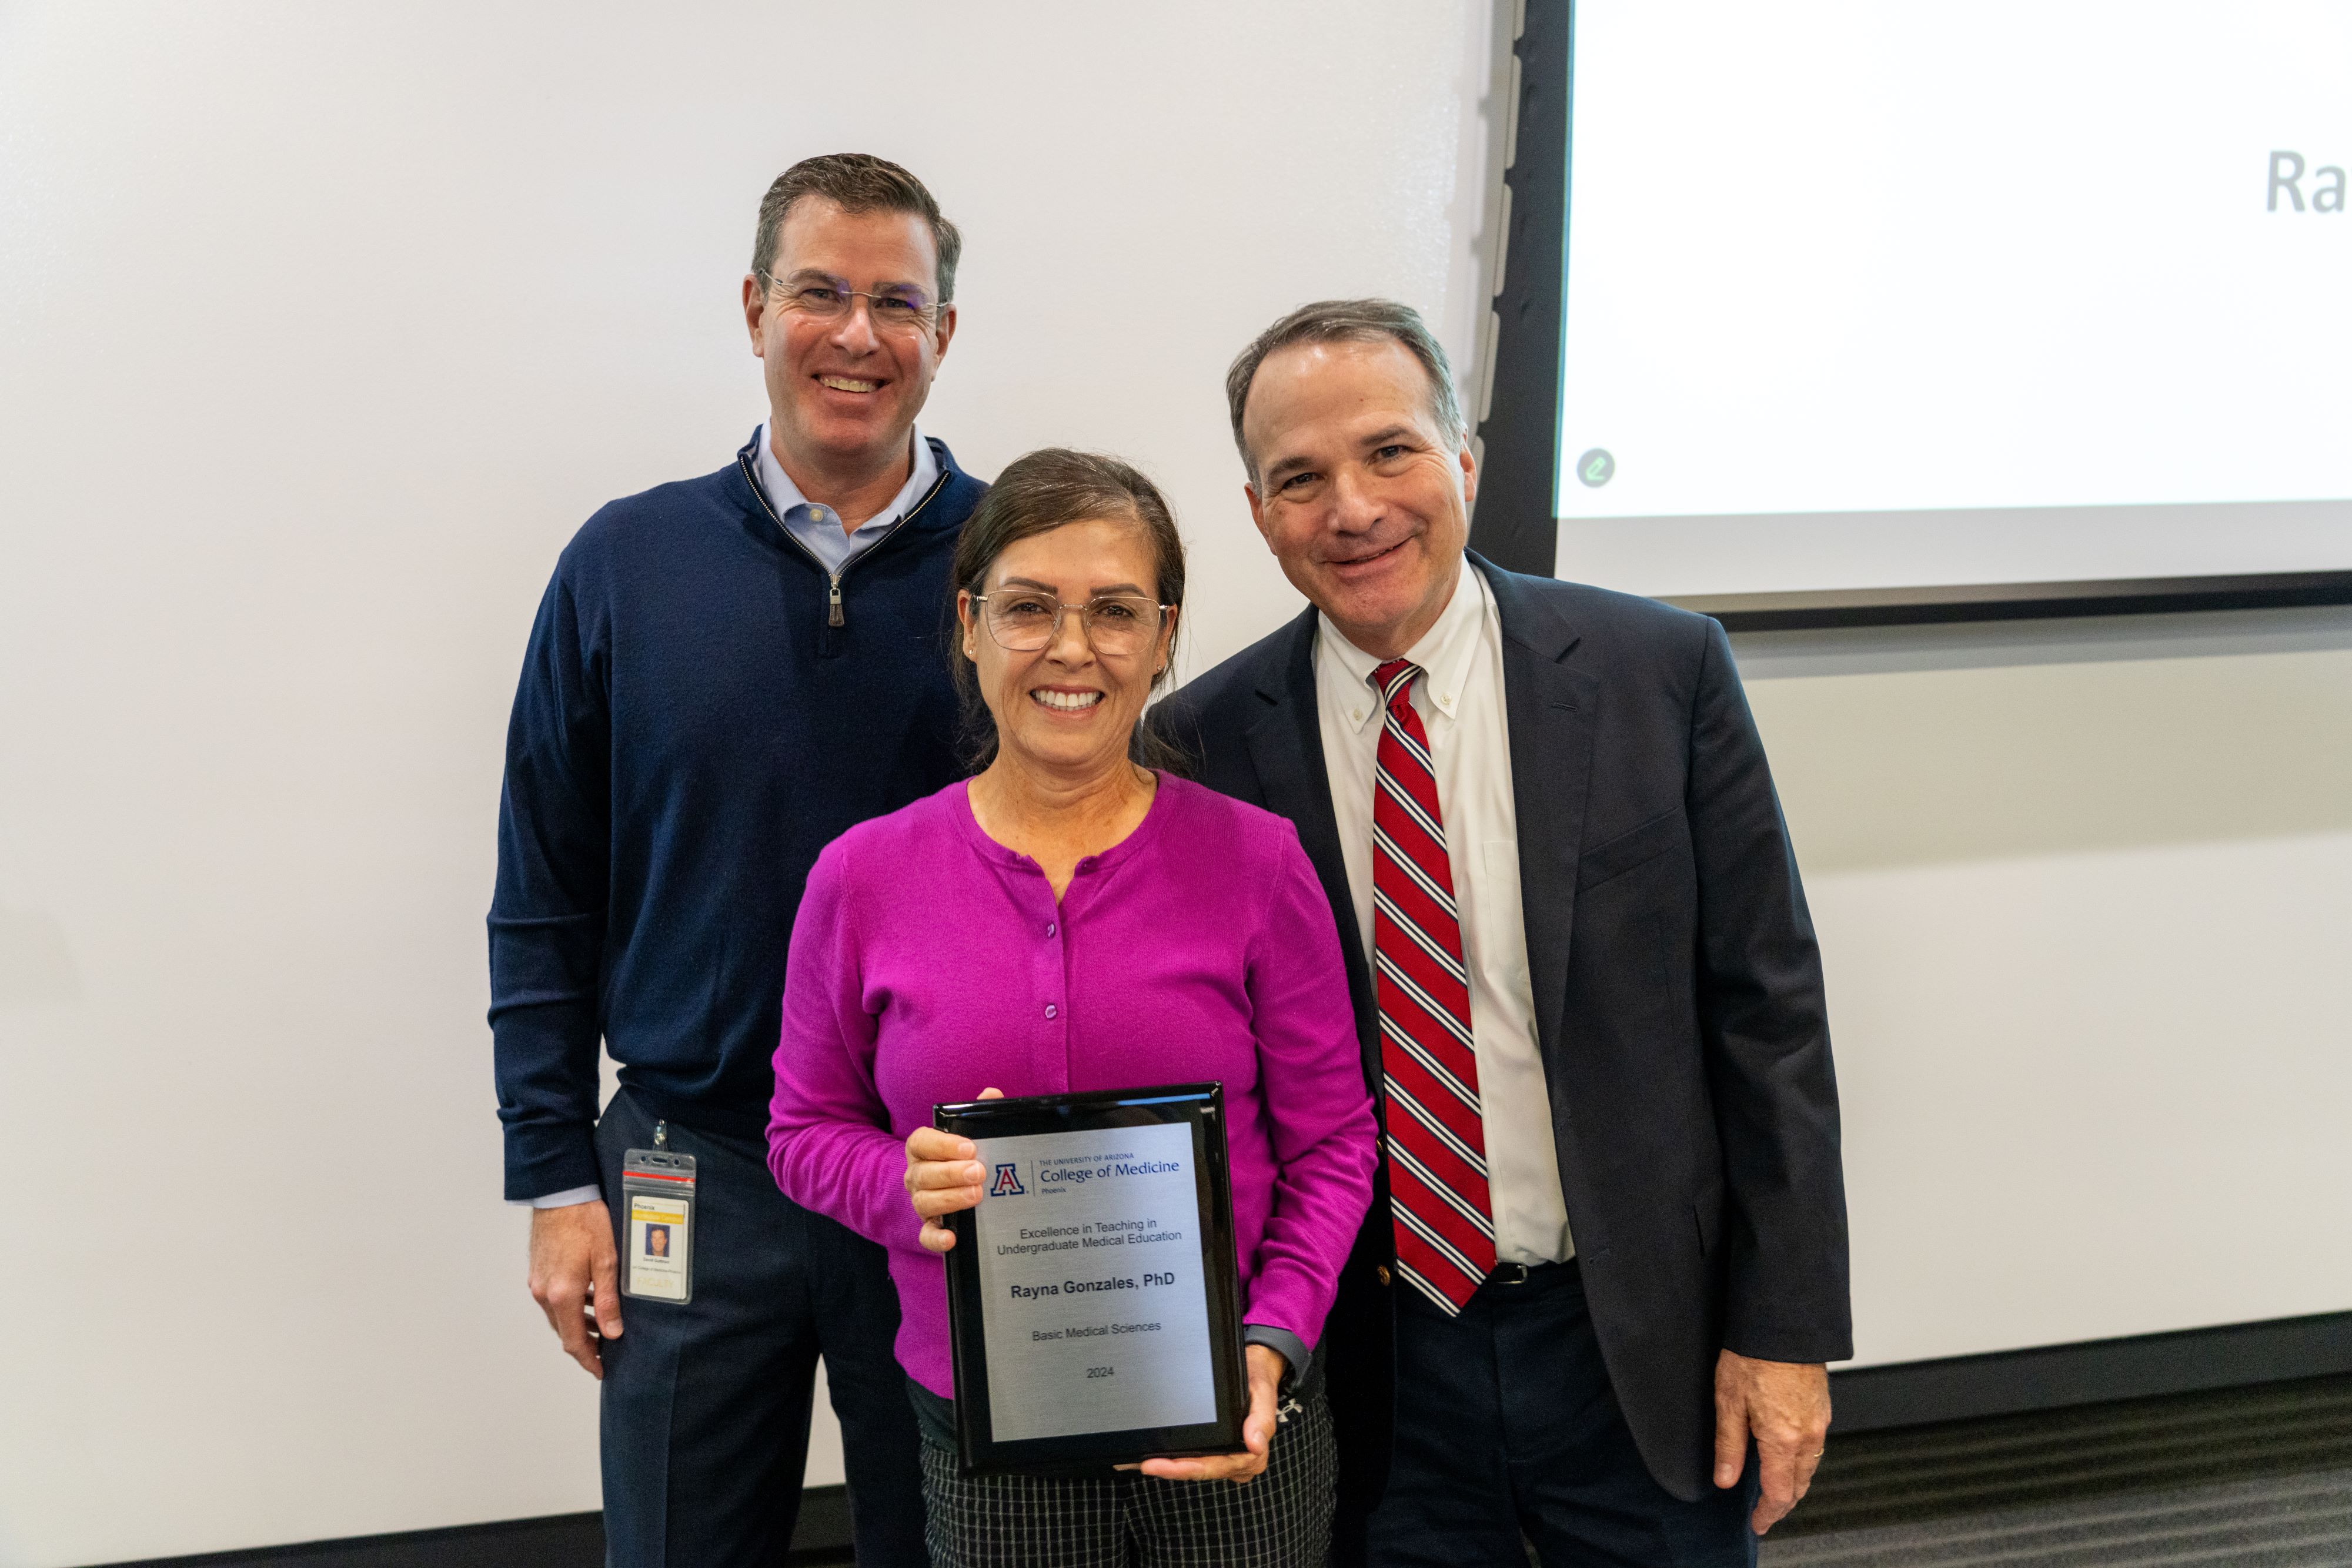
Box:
[1122,1343,1285,1485]
[905,1087,1005,1253]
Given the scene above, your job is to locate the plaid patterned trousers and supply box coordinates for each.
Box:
[917,1393,1337,1568]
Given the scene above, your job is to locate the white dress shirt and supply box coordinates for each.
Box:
[514,423,941,1211]
[1315,563,1575,1265]
[756,422,940,575]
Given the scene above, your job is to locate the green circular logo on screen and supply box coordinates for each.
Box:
[1575,449,1615,487]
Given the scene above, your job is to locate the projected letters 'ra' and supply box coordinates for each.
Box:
[2268,152,2348,213]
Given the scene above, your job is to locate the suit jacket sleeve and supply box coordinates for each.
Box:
[1685,616,1852,1364]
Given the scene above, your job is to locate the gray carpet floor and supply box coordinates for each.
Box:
[1760,1373,2352,1567]
[1761,1466,2352,1566]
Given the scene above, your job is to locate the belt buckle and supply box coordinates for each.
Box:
[1492,1261,1534,1286]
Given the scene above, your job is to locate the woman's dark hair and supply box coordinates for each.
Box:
[950,449,1190,774]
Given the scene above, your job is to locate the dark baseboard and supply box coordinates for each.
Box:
[1830,1309,2352,1432]
[93,1484,852,1567]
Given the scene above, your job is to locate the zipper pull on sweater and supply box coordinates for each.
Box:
[828,574,844,627]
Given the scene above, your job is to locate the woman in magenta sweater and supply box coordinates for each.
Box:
[768,449,1375,1568]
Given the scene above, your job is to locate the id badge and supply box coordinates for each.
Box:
[622,1146,696,1304]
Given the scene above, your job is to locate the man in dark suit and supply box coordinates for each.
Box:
[1155,300,1850,1566]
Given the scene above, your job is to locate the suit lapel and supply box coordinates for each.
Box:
[1242,606,1379,1067]
[1477,555,1599,1061]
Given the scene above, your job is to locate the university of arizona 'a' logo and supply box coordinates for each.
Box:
[989,1161,1027,1197]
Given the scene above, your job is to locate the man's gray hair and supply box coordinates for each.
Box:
[1224,299,1466,482]
[753,153,963,303]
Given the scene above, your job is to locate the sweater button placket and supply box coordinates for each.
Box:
[1044,912,1073,1086]
[1037,892,1070,1092]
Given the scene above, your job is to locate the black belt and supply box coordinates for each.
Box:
[1379,1257,1576,1292]
[1486,1259,1575,1288]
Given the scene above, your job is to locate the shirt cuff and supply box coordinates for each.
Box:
[1242,1323,1310,1389]
[509,1184,602,1209]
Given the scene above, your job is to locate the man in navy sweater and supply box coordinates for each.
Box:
[490,155,985,1567]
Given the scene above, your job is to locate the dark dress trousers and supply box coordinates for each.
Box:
[594,1088,923,1567]
[1154,555,1852,1553]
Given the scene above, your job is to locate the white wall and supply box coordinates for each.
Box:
[5,6,2347,1566]
[1732,611,2352,1367]
[0,4,1507,1563]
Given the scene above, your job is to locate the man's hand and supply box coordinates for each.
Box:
[906,1088,1003,1254]
[528,1199,622,1378]
[1713,1349,1830,1534]
[1130,1344,1286,1485]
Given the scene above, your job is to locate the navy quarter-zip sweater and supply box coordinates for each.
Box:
[490,431,987,1199]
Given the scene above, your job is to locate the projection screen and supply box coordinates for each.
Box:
[1473,1,2352,625]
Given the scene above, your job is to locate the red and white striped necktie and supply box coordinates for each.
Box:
[1369,658,1495,1314]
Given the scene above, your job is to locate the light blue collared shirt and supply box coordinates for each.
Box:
[753,422,940,576]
